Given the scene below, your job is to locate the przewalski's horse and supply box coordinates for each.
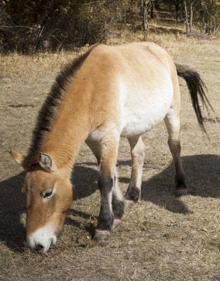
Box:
[12,42,212,252]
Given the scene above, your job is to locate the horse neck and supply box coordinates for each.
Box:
[40,85,90,176]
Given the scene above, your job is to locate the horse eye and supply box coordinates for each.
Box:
[41,189,53,199]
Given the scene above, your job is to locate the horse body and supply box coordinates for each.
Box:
[12,42,211,252]
[87,43,175,146]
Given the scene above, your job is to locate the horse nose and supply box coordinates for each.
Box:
[35,243,44,252]
[26,224,57,252]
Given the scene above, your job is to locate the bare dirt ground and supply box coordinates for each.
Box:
[0,34,220,281]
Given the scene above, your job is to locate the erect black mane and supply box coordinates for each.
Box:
[26,45,97,165]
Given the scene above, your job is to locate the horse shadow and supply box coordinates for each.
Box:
[119,154,220,214]
[0,154,219,251]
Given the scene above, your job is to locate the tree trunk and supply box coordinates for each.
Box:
[150,1,155,19]
[189,2,193,33]
[184,0,189,34]
[141,0,149,40]
[175,1,179,23]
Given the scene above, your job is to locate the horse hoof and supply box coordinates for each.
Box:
[125,187,140,203]
[112,218,121,230]
[175,188,188,197]
[125,199,135,209]
[94,230,110,244]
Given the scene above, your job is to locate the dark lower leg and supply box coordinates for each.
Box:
[97,176,114,231]
[112,196,125,219]
[126,137,145,203]
[126,158,143,202]
[108,172,125,230]
[126,186,141,203]
[112,174,125,219]
[168,139,187,191]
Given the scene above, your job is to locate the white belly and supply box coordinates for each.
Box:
[120,77,173,137]
[88,74,173,142]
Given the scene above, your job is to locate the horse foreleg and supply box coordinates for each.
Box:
[94,131,123,241]
[86,138,125,226]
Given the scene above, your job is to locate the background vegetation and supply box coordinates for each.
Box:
[0,0,220,53]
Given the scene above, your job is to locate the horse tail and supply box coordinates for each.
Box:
[175,64,213,133]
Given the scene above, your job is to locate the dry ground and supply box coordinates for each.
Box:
[0,34,220,281]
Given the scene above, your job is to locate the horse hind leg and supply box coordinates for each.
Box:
[125,136,145,203]
[85,139,101,165]
[164,107,187,196]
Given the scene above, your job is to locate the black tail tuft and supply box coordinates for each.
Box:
[176,64,213,133]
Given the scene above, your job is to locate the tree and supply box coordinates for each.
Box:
[200,0,220,34]
[141,0,149,39]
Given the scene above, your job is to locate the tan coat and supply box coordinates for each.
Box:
[12,42,211,252]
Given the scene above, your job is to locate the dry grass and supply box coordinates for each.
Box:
[0,33,220,281]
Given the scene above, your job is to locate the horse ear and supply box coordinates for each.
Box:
[39,153,56,172]
[10,149,26,169]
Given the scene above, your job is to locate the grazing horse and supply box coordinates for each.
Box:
[11,42,212,252]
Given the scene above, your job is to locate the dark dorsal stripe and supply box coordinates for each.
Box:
[26,45,97,166]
